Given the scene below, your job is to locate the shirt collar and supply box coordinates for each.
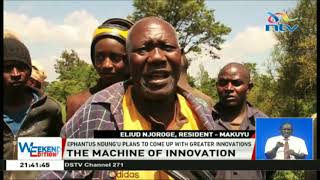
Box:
[283,136,291,140]
[90,81,214,130]
[212,102,257,130]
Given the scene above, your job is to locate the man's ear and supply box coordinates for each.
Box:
[180,49,188,72]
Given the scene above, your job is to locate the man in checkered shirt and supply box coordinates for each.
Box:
[39,17,216,180]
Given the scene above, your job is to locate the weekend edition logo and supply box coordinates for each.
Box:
[17,137,63,160]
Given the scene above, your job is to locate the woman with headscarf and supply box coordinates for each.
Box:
[66,18,133,120]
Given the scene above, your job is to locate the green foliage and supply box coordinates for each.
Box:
[243,62,258,80]
[197,64,217,100]
[187,74,197,88]
[60,103,67,123]
[129,0,231,59]
[268,0,317,117]
[245,0,316,117]
[191,64,217,101]
[244,63,278,116]
[45,50,98,104]
[185,0,316,119]
[247,73,279,116]
[273,170,304,180]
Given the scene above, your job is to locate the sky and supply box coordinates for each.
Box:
[4,0,298,82]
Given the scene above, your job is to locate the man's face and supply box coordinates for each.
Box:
[94,37,128,85]
[216,66,251,107]
[3,61,30,90]
[128,21,181,100]
[281,123,293,138]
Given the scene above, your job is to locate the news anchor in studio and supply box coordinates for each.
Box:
[264,122,308,160]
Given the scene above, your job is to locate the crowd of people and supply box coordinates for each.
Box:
[3,16,313,180]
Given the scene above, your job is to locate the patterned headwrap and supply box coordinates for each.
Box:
[90,18,133,64]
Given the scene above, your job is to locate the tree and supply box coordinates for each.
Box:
[129,0,231,59]
[273,170,304,180]
[269,1,316,177]
[191,64,217,101]
[187,74,197,88]
[243,63,258,81]
[45,50,98,104]
[247,72,278,116]
[270,0,316,117]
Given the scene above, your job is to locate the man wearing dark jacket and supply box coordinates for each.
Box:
[3,37,64,179]
[212,62,268,179]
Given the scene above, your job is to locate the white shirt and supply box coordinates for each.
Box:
[264,135,308,160]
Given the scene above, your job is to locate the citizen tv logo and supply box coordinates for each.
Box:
[18,137,63,160]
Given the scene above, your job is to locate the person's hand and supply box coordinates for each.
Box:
[276,142,284,148]
[287,149,295,155]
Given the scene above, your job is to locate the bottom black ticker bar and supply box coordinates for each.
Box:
[64,160,320,170]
